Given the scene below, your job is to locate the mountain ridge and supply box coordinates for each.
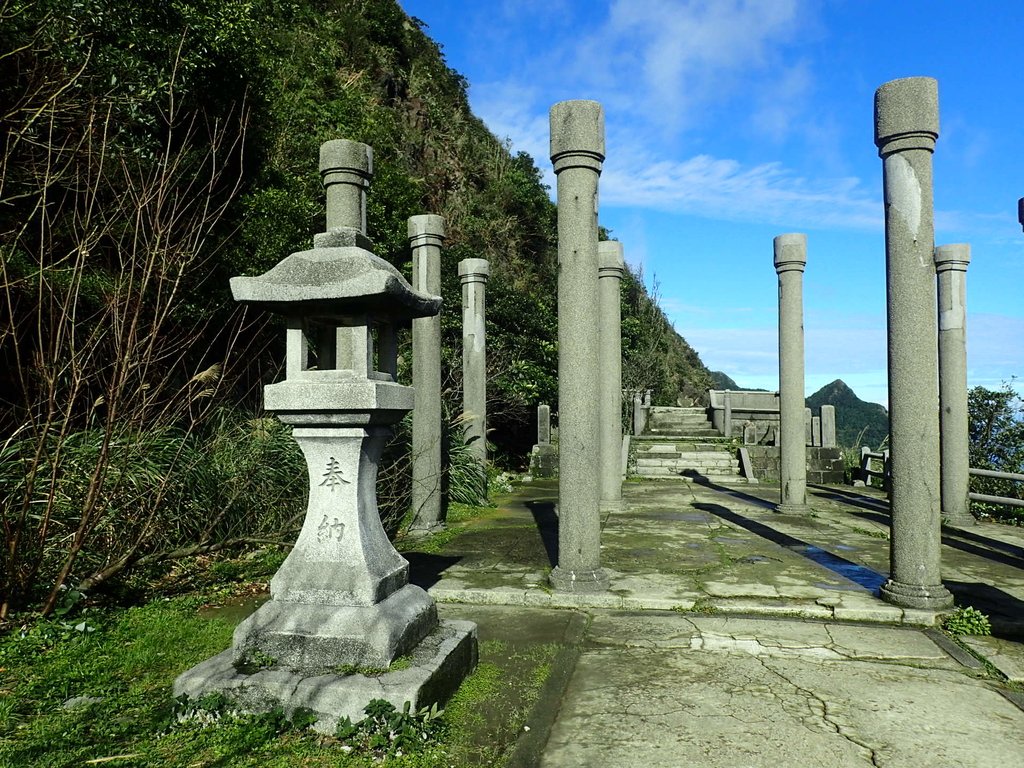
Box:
[806,379,889,449]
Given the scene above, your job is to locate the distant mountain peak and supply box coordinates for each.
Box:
[807,379,889,449]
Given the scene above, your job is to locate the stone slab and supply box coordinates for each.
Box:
[232,584,437,670]
[174,619,476,735]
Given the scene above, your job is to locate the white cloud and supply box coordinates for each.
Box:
[574,0,805,133]
[601,148,882,230]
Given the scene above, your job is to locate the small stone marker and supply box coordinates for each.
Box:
[531,404,557,478]
[632,392,646,436]
[812,415,822,448]
[935,243,975,527]
[174,139,477,731]
[821,405,837,449]
[538,404,552,445]
[874,76,953,609]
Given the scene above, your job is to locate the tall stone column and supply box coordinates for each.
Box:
[874,76,953,609]
[935,243,974,527]
[458,258,489,471]
[409,215,445,532]
[549,100,608,592]
[774,234,809,514]
[598,240,625,510]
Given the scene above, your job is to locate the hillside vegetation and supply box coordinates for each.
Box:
[0,0,710,615]
[806,379,889,449]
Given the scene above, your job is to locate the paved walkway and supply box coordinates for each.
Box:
[407,478,1024,767]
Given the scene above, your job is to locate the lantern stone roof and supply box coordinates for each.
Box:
[231,232,440,322]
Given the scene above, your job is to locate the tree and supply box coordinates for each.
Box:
[968,383,1024,519]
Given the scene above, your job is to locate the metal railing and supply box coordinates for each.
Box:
[968,468,1024,509]
[859,447,890,491]
[857,450,1024,509]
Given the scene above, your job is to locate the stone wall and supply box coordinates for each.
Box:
[744,446,845,485]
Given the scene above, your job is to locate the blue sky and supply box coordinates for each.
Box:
[399,0,1023,405]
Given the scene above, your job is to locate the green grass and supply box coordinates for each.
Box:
[0,583,558,767]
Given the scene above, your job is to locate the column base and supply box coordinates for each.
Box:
[879,578,954,610]
[774,503,810,515]
[549,566,609,593]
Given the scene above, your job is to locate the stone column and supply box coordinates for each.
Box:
[598,240,625,510]
[1018,198,1023,232]
[549,100,608,592]
[821,405,837,448]
[935,243,974,527]
[774,233,809,514]
[409,215,445,532]
[874,76,953,609]
[458,258,489,471]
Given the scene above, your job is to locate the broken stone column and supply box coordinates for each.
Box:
[174,139,476,731]
[598,240,625,510]
[821,405,837,449]
[774,234,809,514]
[874,76,954,609]
[935,243,975,527]
[549,99,608,592]
[409,214,445,532]
[459,258,489,471]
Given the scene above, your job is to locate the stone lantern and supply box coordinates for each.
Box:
[174,139,476,731]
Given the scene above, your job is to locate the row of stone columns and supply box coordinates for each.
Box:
[774,78,975,610]
[408,215,490,532]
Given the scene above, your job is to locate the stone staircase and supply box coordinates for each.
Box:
[632,407,746,483]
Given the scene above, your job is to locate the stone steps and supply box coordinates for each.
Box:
[634,406,746,482]
[646,428,724,438]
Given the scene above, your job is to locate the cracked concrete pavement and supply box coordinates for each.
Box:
[404,478,1024,766]
[540,614,1024,768]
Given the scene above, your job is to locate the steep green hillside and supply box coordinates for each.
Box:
[710,371,740,390]
[0,0,711,611]
[806,379,889,449]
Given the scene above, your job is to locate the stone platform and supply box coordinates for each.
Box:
[173,619,476,734]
